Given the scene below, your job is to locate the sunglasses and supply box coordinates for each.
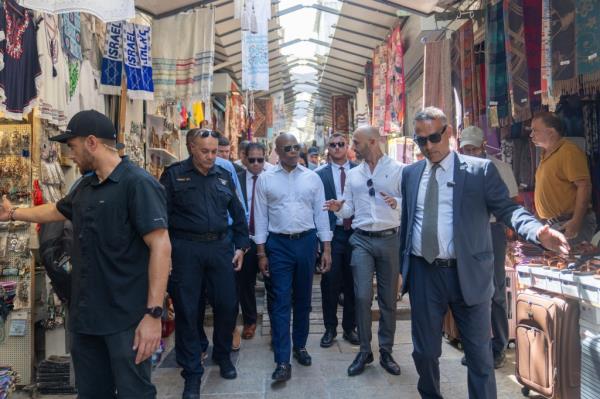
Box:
[193,130,220,139]
[329,142,346,148]
[367,178,375,197]
[414,125,447,147]
[283,144,301,153]
[248,157,264,164]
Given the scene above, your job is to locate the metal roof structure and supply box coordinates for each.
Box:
[135,0,454,134]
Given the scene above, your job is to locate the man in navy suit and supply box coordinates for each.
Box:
[315,133,360,348]
[399,107,569,399]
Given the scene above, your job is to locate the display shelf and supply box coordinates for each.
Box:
[147,147,178,165]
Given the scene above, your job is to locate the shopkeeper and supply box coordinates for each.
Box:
[0,110,171,399]
[531,111,597,244]
[159,128,249,399]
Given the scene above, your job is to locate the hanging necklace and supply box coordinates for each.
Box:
[44,15,59,77]
[4,2,29,60]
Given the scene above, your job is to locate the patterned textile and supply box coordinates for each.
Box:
[541,0,555,107]
[576,0,600,92]
[371,45,388,132]
[123,23,153,100]
[550,0,577,96]
[20,0,134,22]
[332,95,350,133]
[480,114,501,156]
[504,0,532,122]
[459,21,479,128]
[486,0,511,127]
[475,43,487,117]
[242,31,268,91]
[253,98,267,138]
[386,26,405,134]
[153,7,215,102]
[68,61,79,98]
[423,39,453,123]
[523,0,543,112]
[450,31,463,130]
[365,61,374,118]
[59,13,82,61]
[582,94,600,158]
[100,22,123,95]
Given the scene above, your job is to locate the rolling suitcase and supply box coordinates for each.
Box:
[442,309,462,348]
[505,266,518,343]
[515,289,580,398]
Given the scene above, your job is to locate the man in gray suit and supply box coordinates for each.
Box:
[399,107,569,399]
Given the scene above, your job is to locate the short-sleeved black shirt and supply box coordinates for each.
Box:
[56,158,168,335]
[160,157,250,250]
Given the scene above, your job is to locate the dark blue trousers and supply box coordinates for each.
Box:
[408,256,496,399]
[168,237,237,379]
[266,231,318,364]
[490,222,508,356]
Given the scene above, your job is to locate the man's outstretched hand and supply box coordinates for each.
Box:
[537,225,570,255]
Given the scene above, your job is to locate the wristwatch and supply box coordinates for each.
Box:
[145,306,163,319]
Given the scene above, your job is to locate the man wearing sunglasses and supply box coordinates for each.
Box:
[254,133,333,382]
[315,133,360,349]
[399,107,569,399]
[324,126,404,377]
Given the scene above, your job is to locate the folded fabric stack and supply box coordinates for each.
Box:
[36,356,77,395]
[0,367,18,399]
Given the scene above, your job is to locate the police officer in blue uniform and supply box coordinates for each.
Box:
[160,129,250,399]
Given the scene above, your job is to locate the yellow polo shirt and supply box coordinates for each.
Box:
[534,139,591,219]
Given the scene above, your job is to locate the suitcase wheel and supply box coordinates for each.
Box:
[521,387,530,397]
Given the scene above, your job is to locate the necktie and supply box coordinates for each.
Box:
[340,166,352,230]
[248,175,258,235]
[421,164,440,263]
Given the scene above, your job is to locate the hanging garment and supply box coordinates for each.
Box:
[576,0,600,93]
[37,12,69,128]
[459,21,479,128]
[540,0,556,109]
[451,30,463,131]
[372,44,388,132]
[153,7,215,101]
[20,0,134,23]
[523,0,543,112]
[504,0,532,123]
[332,95,350,133]
[59,12,82,61]
[555,95,584,137]
[423,39,453,123]
[0,0,41,120]
[242,0,270,91]
[485,0,511,127]
[80,14,105,69]
[191,102,204,128]
[100,21,123,95]
[252,98,268,138]
[550,0,577,96]
[386,25,405,134]
[582,95,600,158]
[365,61,374,120]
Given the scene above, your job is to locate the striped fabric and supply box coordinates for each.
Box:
[485,0,511,127]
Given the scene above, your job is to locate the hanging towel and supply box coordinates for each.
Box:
[123,23,153,100]
[485,0,511,127]
[504,0,531,122]
[550,0,577,96]
[523,0,543,112]
[423,39,453,123]
[576,0,600,93]
[100,21,123,95]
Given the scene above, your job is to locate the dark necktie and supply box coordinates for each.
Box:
[248,175,258,235]
[340,166,352,230]
[422,164,440,263]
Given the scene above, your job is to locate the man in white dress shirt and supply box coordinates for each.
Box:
[325,126,404,377]
[254,133,333,382]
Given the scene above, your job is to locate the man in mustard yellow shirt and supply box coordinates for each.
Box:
[531,112,597,244]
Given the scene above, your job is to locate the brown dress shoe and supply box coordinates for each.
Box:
[232,327,241,351]
[242,324,257,339]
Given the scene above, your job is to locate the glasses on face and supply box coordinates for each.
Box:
[367,178,375,197]
[329,142,346,149]
[283,144,301,153]
[414,125,447,147]
[248,157,265,164]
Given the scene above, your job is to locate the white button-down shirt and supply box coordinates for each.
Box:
[331,161,351,225]
[253,164,333,244]
[411,152,455,259]
[335,155,404,231]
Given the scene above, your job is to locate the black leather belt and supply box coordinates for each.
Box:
[355,227,398,238]
[171,230,226,242]
[272,230,313,240]
[411,255,457,268]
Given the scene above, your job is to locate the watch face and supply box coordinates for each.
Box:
[149,307,163,318]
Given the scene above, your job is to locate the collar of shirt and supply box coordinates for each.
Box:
[274,163,308,174]
[332,160,351,172]
[181,156,220,175]
[425,151,455,173]
[91,158,128,186]
[359,154,394,177]
[541,138,566,161]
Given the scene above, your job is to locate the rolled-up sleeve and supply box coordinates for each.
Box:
[253,174,269,244]
[313,176,333,242]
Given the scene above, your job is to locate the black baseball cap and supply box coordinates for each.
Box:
[50,110,124,150]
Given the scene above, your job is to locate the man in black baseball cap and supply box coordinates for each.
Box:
[50,109,124,149]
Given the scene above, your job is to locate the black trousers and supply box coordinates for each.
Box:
[236,242,259,325]
[70,326,156,399]
[490,222,509,355]
[320,227,355,332]
[168,237,237,378]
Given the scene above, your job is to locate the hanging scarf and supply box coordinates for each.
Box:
[59,12,82,61]
[451,30,463,130]
[540,0,556,108]
[504,0,532,122]
[523,0,543,112]
[550,0,577,96]
[459,21,478,128]
[100,21,123,95]
[365,61,374,118]
[371,45,388,132]
[386,26,405,133]
[576,0,600,93]
[485,0,511,127]
[123,23,153,100]
[423,39,453,123]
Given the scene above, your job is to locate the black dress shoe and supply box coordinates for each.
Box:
[342,329,360,345]
[217,359,237,379]
[182,375,201,399]
[494,351,506,369]
[347,352,374,376]
[272,363,292,382]
[293,347,312,366]
[320,329,336,348]
[379,350,401,375]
